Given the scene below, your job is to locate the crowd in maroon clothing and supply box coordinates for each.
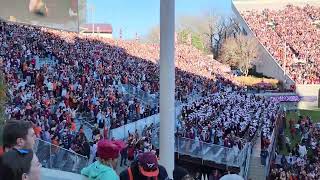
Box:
[242,4,320,84]
[178,91,280,150]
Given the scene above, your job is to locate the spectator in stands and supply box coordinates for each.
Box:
[119,152,168,180]
[173,166,194,180]
[81,139,125,180]
[0,149,41,180]
[88,140,98,164]
[120,142,128,167]
[298,143,307,157]
[2,120,36,152]
[208,169,221,180]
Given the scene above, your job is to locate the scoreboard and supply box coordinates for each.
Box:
[0,0,79,32]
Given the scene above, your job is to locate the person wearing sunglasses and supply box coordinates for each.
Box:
[0,149,41,180]
[2,120,36,153]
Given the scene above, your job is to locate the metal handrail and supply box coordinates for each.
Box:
[34,138,89,174]
[152,135,248,168]
[35,138,89,159]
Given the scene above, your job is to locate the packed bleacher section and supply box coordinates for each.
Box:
[242,4,320,84]
[0,19,284,172]
[0,20,240,152]
[270,115,320,179]
[178,91,280,150]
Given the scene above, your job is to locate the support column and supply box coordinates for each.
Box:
[159,0,175,179]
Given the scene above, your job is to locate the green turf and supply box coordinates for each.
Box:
[280,109,320,155]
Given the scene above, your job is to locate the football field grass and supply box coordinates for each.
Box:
[280,109,320,155]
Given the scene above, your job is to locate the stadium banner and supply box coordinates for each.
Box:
[269,95,301,102]
[0,0,79,32]
[270,95,318,103]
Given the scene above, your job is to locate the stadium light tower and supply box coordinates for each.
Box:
[159,0,175,179]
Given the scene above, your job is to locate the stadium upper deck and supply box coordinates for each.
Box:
[233,0,320,85]
[233,0,320,11]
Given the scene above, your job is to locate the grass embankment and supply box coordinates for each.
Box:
[234,76,279,88]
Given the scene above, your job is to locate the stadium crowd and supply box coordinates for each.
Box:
[178,91,280,149]
[0,20,237,156]
[0,15,286,179]
[242,4,320,84]
[270,115,320,179]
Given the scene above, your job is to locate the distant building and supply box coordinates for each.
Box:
[80,23,113,38]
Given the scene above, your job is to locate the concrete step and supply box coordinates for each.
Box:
[248,156,266,180]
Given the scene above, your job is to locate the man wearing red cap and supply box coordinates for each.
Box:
[81,139,125,180]
[120,152,169,180]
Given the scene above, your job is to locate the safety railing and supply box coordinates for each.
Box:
[152,136,248,168]
[110,114,159,140]
[111,118,248,168]
[121,84,159,108]
[110,113,249,168]
[239,142,252,179]
[121,84,204,109]
[34,139,89,174]
[263,113,284,177]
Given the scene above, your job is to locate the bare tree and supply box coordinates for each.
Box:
[178,14,242,58]
[211,17,226,59]
[143,15,242,56]
[211,16,242,59]
[228,17,242,38]
[220,35,259,76]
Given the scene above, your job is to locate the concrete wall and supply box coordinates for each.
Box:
[296,85,320,109]
[41,168,87,180]
[81,32,113,39]
[231,2,295,89]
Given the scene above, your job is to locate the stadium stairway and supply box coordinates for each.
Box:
[247,156,265,180]
[248,132,265,180]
